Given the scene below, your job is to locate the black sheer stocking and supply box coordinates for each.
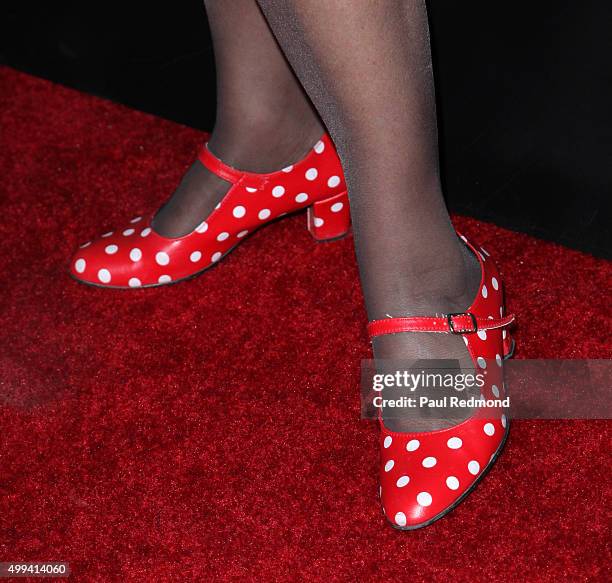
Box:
[152,0,323,237]
[257,0,482,431]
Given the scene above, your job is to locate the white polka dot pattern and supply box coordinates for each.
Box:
[396,476,410,488]
[377,232,512,529]
[447,437,462,449]
[232,206,246,218]
[422,457,437,468]
[70,134,348,288]
[155,252,170,266]
[416,492,432,507]
[446,476,459,490]
[305,168,318,181]
[406,439,420,452]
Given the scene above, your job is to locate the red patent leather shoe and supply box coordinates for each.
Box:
[368,234,515,530]
[70,134,349,288]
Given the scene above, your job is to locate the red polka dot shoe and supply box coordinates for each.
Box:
[70,134,349,288]
[368,234,515,530]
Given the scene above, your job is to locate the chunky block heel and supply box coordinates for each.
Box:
[306,190,351,241]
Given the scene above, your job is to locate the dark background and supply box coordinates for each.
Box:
[1,1,611,257]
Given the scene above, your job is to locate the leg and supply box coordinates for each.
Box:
[257,0,481,430]
[153,0,324,237]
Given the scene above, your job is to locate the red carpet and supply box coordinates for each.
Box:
[0,67,610,581]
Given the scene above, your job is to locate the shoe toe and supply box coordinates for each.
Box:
[71,222,154,288]
[379,418,507,529]
[382,471,475,529]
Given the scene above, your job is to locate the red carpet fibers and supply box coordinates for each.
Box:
[0,67,610,582]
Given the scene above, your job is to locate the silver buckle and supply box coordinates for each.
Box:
[446,312,478,334]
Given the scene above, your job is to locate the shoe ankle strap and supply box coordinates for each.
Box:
[368,312,515,338]
[198,143,270,190]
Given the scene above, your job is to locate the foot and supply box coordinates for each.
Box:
[70,128,348,289]
[152,123,325,238]
[373,242,482,432]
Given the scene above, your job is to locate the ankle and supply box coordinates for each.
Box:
[152,108,326,238]
[409,245,480,313]
[367,242,481,321]
[208,111,324,173]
